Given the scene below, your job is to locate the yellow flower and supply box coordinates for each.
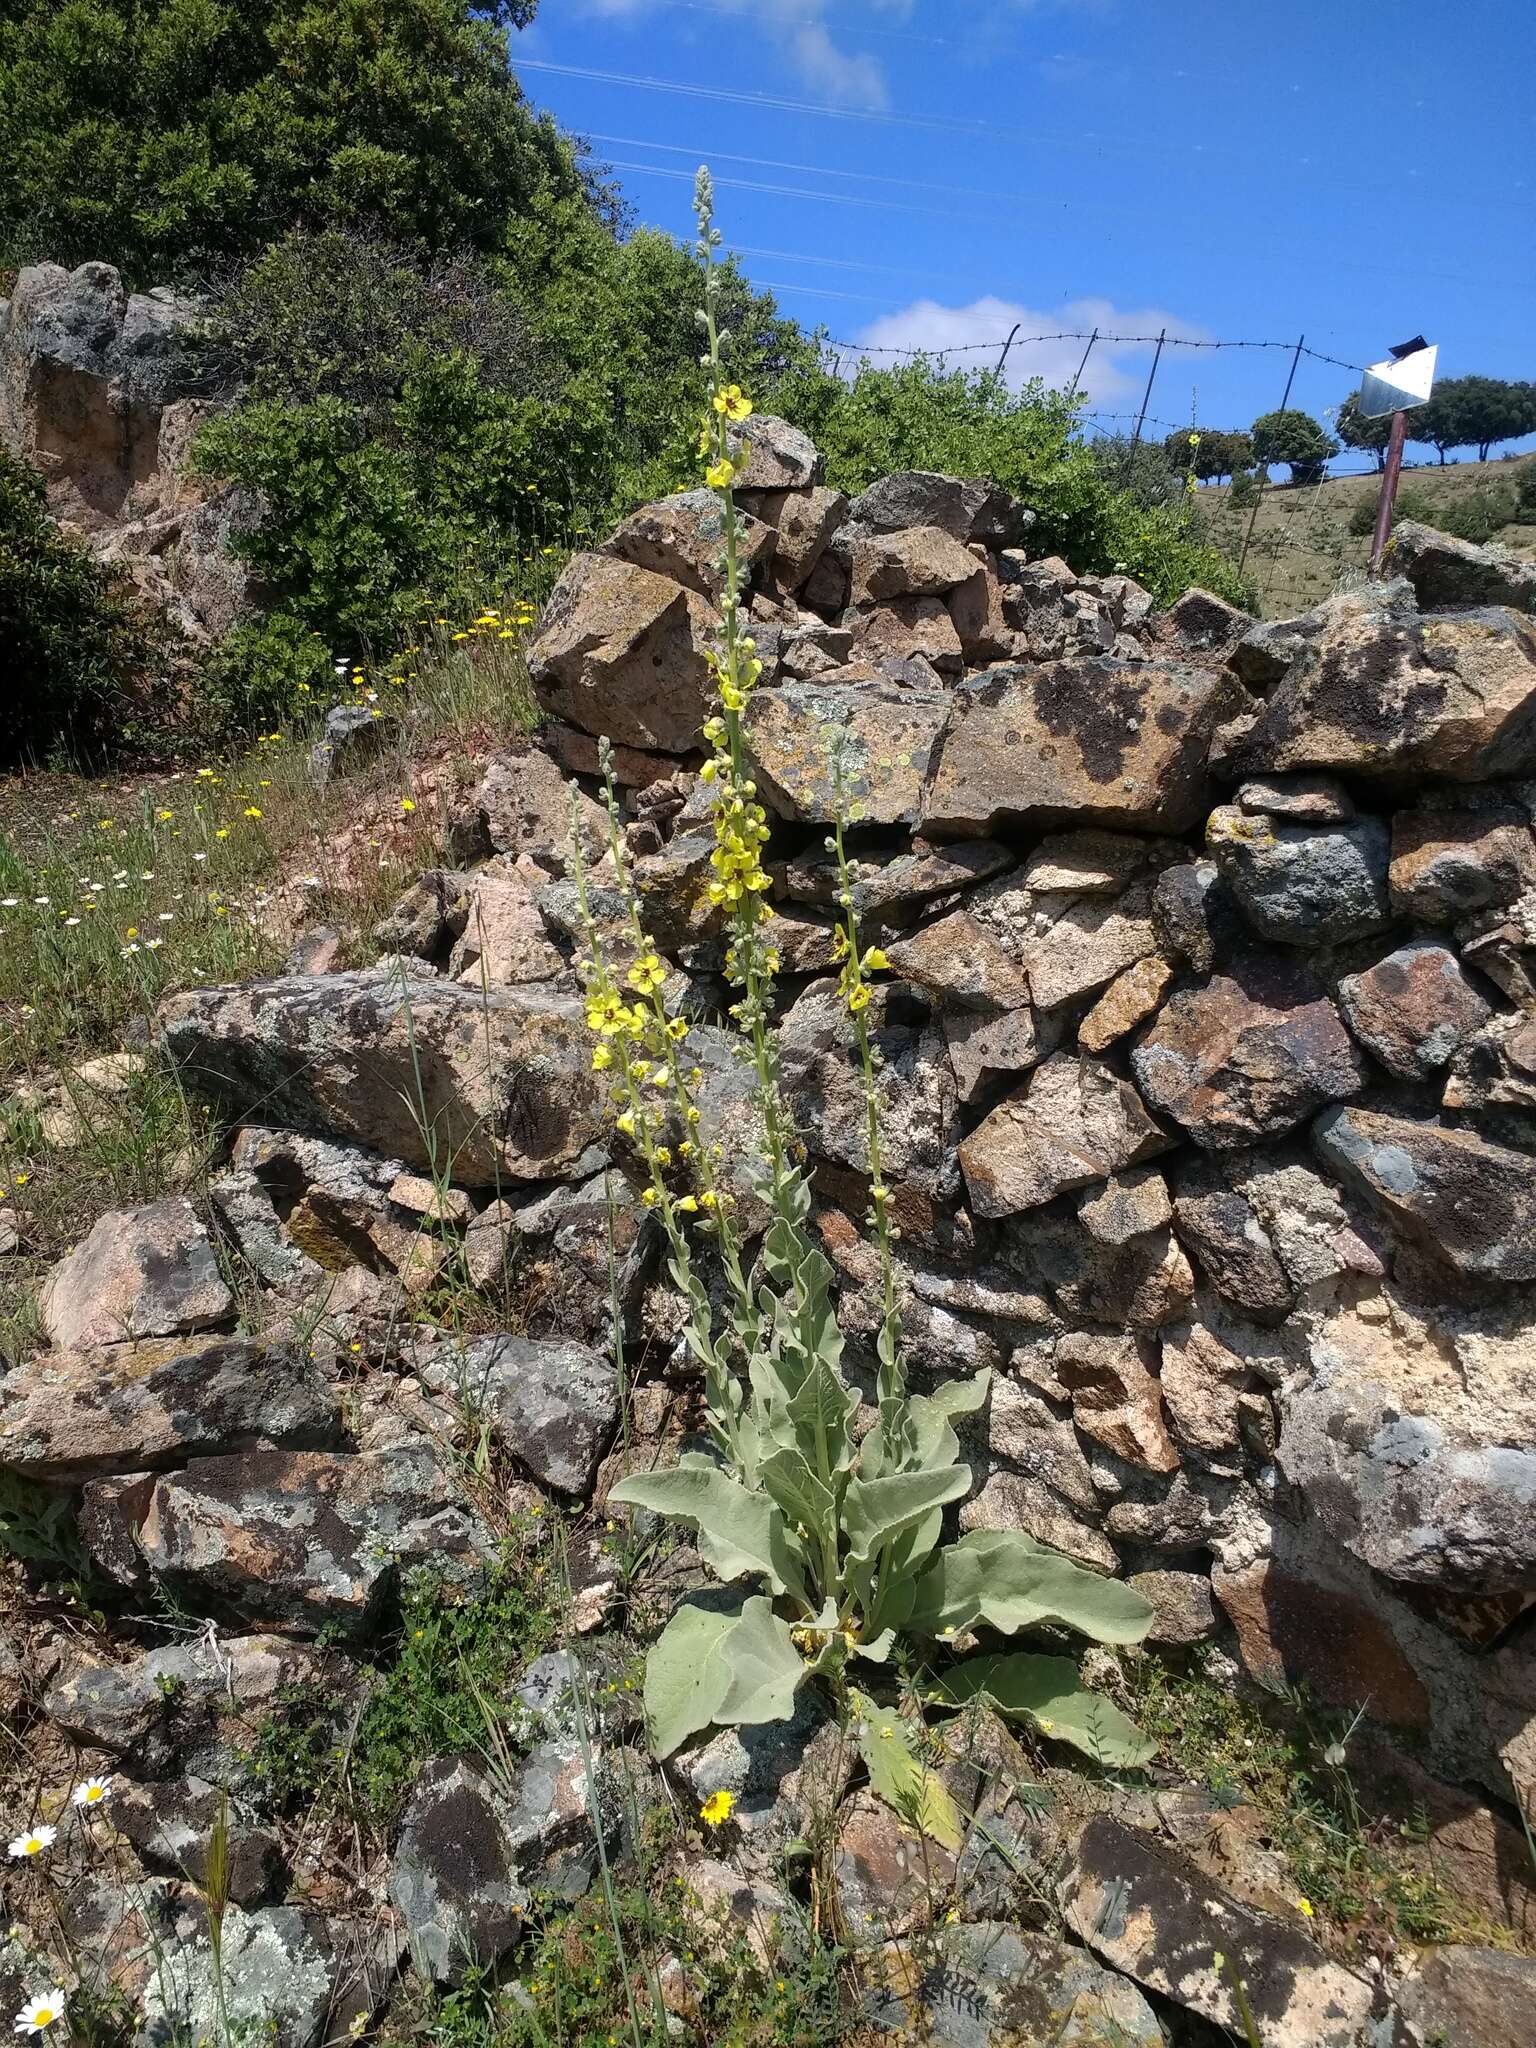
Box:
[243,806,262,819]
[713,385,753,422]
[698,1789,735,1827]
[1296,1897,1315,1917]
[862,947,890,973]
[640,1187,659,1208]
[591,1046,613,1072]
[847,984,871,1013]
[676,1195,699,1213]
[705,457,736,490]
[627,953,666,995]
[401,798,416,813]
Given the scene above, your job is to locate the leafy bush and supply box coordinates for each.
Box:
[0,447,161,767]
[0,1,570,285]
[1350,482,1521,545]
[1251,407,1339,485]
[200,613,336,738]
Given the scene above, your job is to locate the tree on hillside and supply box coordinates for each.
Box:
[1250,408,1339,485]
[1408,376,1536,464]
[0,1,579,284]
[1334,392,1394,472]
[1162,428,1254,484]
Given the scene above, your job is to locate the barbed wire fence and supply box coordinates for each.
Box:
[816,324,1382,617]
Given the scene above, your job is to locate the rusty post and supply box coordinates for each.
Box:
[1368,408,1409,577]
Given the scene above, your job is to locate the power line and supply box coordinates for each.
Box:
[597,156,984,224]
[585,131,1013,207]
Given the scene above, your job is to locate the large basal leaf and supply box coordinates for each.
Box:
[851,1691,963,1851]
[842,1463,971,1564]
[643,1597,741,1759]
[757,1446,836,1548]
[712,1596,807,1730]
[610,1459,809,1602]
[926,1653,1156,1768]
[907,1529,1154,1647]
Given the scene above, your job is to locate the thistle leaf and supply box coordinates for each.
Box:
[925,1653,1156,1769]
[852,1691,963,1850]
[907,1529,1154,1647]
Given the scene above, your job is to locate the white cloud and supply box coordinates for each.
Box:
[853,295,1205,410]
[574,0,890,108]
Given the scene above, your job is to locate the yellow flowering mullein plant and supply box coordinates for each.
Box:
[572,170,1153,1780]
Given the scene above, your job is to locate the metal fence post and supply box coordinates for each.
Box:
[1067,327,1099,401]
[1122,329,1166,485]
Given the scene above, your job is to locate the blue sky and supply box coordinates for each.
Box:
[511,1,1535,464]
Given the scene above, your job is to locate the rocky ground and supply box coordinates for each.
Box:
[4,417,1536,2045]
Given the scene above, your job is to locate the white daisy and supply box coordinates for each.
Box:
[7,1826,56,1860]
[13,1987,67,2034]
[71,1777,112,1811]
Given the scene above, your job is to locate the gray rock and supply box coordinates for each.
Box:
[1395,1943,1536,2048]
[730,412,822,492]
[1128,1569,1218,1647]
[744,673,950,827]
[1388,518,1536,614]
[39,1197,233,1350]
[921,657,1241,838]
[1389,803,1536,922]
[1160,583,1255,653]
[602,487,776,599]
[781,840,1014,926]
[1150,858,1245,975]
[960,1053,1171,1216]
[884,909,1028,1012]
[755,483,847,590]
[140,1905,334,2048]
[416,1335,618,1496]
[112,1776,283,1904]
[866,1918,1162,2047]
[1227,602,1536,784]
[1133,954,1367,1149]
[1236,774,1355,822]
[1172,1160,1296,1322]
[138,1445,495,1637]
[472,743,607,870]
[1337,940,1492,1081]
[159,970,602,1189]
[0,1334,338,1482]
[390,1757,528,1984]
[309,701,398,781]
[1206,806,1391,945]
[843,471,1024,549]
[1061,1815,1392,2047]
[1313,1105,1536,1283]
[528,550,718,752]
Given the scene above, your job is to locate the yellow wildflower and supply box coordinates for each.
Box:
[712,384,753,422]
[705,457,736,490]
[627,953,666,995]
[698,1789,735,1828]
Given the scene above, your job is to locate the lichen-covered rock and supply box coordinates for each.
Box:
[0,1335,338,1482]
[1172,1159,1296,1322]
[1078,954,1173,1054]
[1395,1944,1536,2048]
[159,971,602,1189]
[1206,806,1391,945]
[602,487,776,599]
[1128,1569,1218,1647]
[1313,1105,1536,1283]
[922,657,1240,838]
[1060,1815,1395,2046]
[848,524,983,605]
[1150,857,1245,975]
[744,674,949,826]
[39,1197,232,1350]
[884,909,1028,1012]
[781,983,959,1199]
[137,1445,494,1636]
[1388,803,1536,921]
[1337,940,1491,1080]
[843,471,1025,549]
[833,1790,957,1941]
[1227,603,1536,784]
[730,412,822,493]
[528,551,718,752]
[139,1905,334,2048]
[1388,519,1536,614]
[1054,1329,1179,1473]
[1279,1293,1536,1590]
[1133,955,1366,1149]
[469,744,607,870]
[960,1054,1171,1216]
[389,1757,528,1985]
[112,1777,283,1904]
[754,483,847,590]
[414,1334,618,1496]
[781,839,1014,926]
[866,1919,1163,2048]
[1211,1556,1431,1730]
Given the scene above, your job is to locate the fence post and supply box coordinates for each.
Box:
[994,322,1021,380]
[1067,327,1099,400]
[1122,328,1166,485]
[1238,332,1306,577]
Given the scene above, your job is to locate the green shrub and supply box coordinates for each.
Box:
[200,613,336,739]
[0,447,161,767]
[1351,483,1521,545]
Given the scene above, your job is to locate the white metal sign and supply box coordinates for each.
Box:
[1359,342,1438,419]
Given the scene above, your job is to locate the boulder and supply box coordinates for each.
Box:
[921,657,1240,838]
[743,674,949,826]
[1157,1322,1262,1466]
[414,1335,618,1496]
[848,524,984,605]
[137,1445,494,1636]
[39,1197,233,1350]
[1171,1163,1296,1321]
[1227,603,1536,784]
[1337,940,1491,1081]
[389,1757,528,1984]
[1133,955,1367,1149]
[1205,806,1391,946]
[1395,1945,1536,2048]
[139,1906,335,2048]
[864,1919,1162,2048]
[843,471,1025,549]
[1150,858,1246,975]
[448,872,568,987]
[470,744,607,870]
[0,1335,338,1482]
[1313,1105,1536,1282]
[754,483,847,590]
[847,595,963,676]
[1054,1329,1179,1472]
[1388,803,1536,921]
[1128,1569,1218,1647]
[1279,1293,1536,1591]
[111,1777,283,1904]
[1160,584,1255,653]
[729,412,822,493]
[601,488,776,598]
[158,971,602,1189]
[308,701,398,782]
[1211,1556,1431,1730]
[883,910,1028,1012]
[527,551,718,753]
[1388,518,1536,614]
[1060,1815,1395,2047]
[959,1053,1171,1216]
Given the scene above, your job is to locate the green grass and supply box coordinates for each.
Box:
[1127,1657,1521,1951]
